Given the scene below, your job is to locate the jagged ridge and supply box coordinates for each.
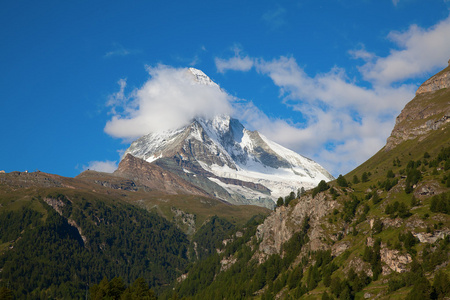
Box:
[124,114,334,208]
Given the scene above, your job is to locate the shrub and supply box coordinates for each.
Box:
[312,180,330,198]
[430,192,449,214]
[372,219,383,234]
[361,172,369,182]
[336,175,349,187]
[372,192,381,205]
[387,170,395,178]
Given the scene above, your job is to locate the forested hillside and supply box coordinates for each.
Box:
[0,169,269,299]
[0,191,190,298]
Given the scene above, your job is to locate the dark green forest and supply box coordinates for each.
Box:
[0,194,189,299]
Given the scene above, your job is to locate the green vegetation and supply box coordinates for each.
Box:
[312,180,330,198]
[336,174,349,187]
[90,277,157,300]
[385,201,412,219]
[430,192,450,214]
[0,194,189,298]
[190,215,234,259]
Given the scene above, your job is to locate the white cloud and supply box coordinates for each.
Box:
[232,73,411,176]
[104,43,133,58]
[215,37,428,175]
[392,0,400,6]
[104,65,233,140]
[215,48,254,73]
[102,16,449,176]
[262,6,287,30]
[348,47,376,62]
[359,15,450,85]
[83,160,118,173]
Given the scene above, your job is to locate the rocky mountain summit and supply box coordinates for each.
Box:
[416,59,450,94]
[386,63,450,150]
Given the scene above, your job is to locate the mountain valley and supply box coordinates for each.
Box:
[0,64,449,299]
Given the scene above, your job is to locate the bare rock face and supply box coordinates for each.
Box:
[416,62,450,95]
[380,247,412,274]
[43,197,66,215]
[413,230,450,244]
[44,196,87,245]
[0,171,63,188]
[171,207,196,235]
[385,63,450,151]
[344,257,372,277]
[220,256,237,272]
[115,154,210,197]
[256,205,293,258]
[256,193,338,259]
[332,241,350,257]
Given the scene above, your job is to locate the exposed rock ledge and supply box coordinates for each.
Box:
[380,248,412,275]
[43,197,87,245]
[416,60,450,95]
[385,61,450,151]
[256,193,338,260]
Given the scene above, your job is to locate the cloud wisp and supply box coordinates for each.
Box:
[104,65,233,140]
[262,6,287,30]
[215,47,254,73]
[83,160,118,173]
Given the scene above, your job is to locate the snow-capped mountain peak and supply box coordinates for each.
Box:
[188,67,218,87]
[124,114,334,208]
[122,68,333,208]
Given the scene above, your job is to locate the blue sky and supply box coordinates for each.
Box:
[1,0,450,178]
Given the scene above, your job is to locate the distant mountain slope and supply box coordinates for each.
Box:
[113,153,211,197]
[0,179,190,298]
[124,114,334,208]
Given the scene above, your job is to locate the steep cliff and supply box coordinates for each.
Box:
[386,63,450,150]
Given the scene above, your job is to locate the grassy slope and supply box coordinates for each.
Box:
[293,89,450,299]
[0,170,269,230]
